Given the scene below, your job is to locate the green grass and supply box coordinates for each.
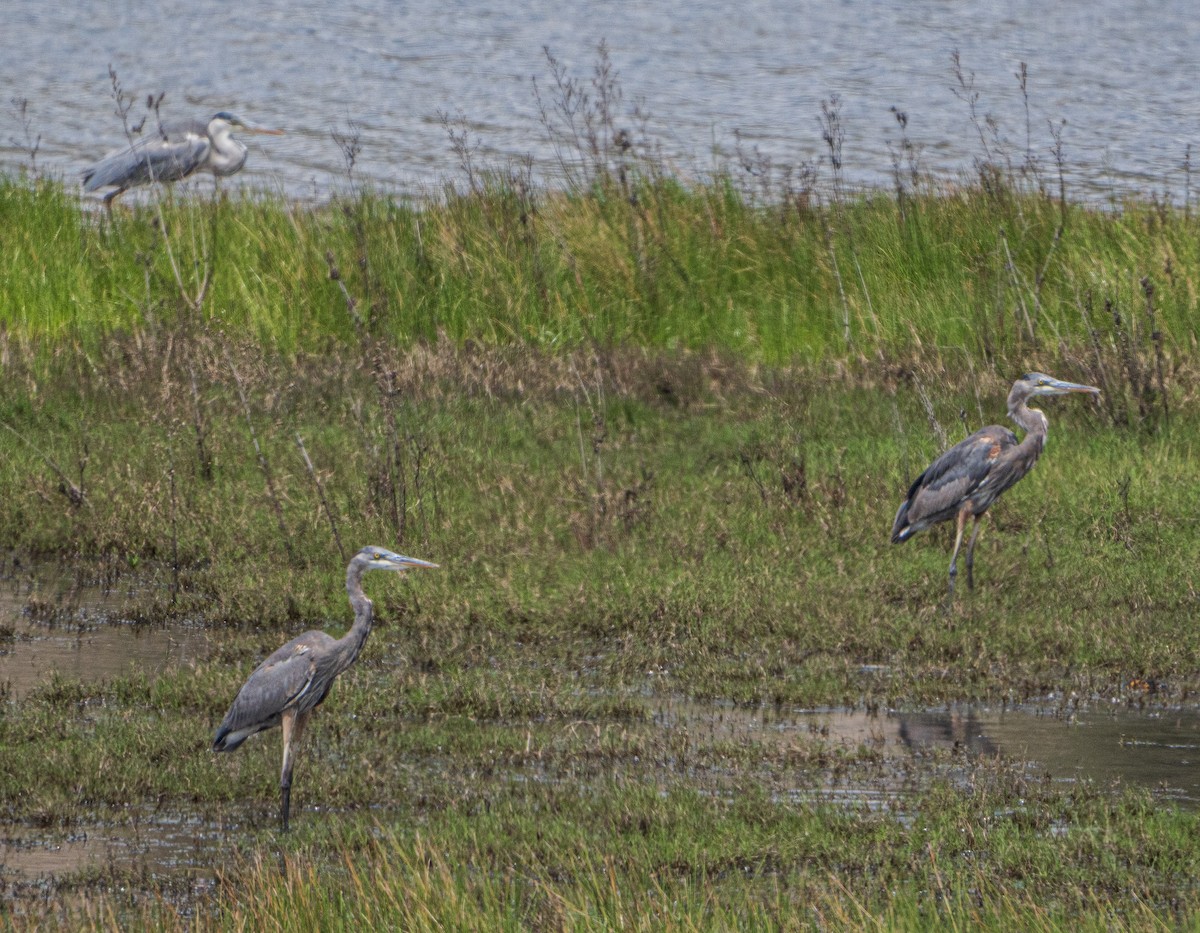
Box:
[4,158,1200,928]
[4,170,1200,365]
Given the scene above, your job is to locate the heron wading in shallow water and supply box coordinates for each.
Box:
[891,373,1100,597]
[82,111,282,205]
[213,547,438,831]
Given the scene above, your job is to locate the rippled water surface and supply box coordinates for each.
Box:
[2,1,1199,202]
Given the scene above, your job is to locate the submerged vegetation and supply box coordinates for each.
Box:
[3,48,1200,929]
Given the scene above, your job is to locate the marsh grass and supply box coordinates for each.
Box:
[7,53,1200,928]
[9,772,1200,930]
[6,157,1200,377]
[3,340,1200,924]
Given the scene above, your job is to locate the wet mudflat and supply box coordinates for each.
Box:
[0,814,221,907]
[5,671,1200,893]
[3,567,1200,916]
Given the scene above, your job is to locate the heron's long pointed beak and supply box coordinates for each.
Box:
[241,119,284,135]
[1050,379,1101,395]
[393,555,439,571]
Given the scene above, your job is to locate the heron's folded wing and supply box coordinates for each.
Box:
[217,641,323,738]
[83,130,210,191]
[897,426,1019,529]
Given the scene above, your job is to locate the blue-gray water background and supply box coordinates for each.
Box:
[2,1,1198,202]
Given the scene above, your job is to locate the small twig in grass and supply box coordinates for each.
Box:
[167,442,180,605]
[295,433,346,564]
[1078,289,1118,424]
[1049,119,1069,226]
[440,109,481,195]
[331,119,362,189]
[187,364,213,481]
[997,227,1036,343]
[7,97,40,173]
[950,50,993,166]
[0,421,85,507]
[377,368,407,541]
[1109,295,1145,421]
[911,374,948,450]
[1141,276,1169,425]
[1015,61,1033,174]
[1184,144,1192,220]
[821,213,852,350]
[818,95,845,199]
[225,352,295,561]
[325,250,366,344]
[738,452,769,506]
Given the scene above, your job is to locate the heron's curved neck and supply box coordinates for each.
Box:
[337,559,374,670]
[1009,400,1049,455]
[207,127,249,176]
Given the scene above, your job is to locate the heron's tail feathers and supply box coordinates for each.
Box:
[890,501,914,544]
[213,724,250,753]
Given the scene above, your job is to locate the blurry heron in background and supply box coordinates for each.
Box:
[891,372,1100,597]
[213,546,438,831]
[82,111,282,205]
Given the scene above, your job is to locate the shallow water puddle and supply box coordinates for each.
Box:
[0,813,227,901]
[653,698,1200,806]
[0,570,219,889]
[3,696,1199,891]
[0,815,215,877]
[896,706,1200,804]
[0,574,207,697]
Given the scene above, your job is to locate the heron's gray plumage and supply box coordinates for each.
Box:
[83,111,281,204]
[211,631,340,752]
[891,424,1031,542]
[891,372,1099,596]
[213,546,437,830]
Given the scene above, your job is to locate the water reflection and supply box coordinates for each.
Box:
[899,706,1200,805]
[654,698,1200,807]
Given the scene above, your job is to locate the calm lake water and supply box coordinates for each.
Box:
[2,0,1199,203]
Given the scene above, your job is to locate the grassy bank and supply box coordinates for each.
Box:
[2,158,1200,927]
[3,161,1199,368]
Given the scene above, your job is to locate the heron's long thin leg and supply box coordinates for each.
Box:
[279,708,310,832]
[964,514,984,590]
[946,507,970,599]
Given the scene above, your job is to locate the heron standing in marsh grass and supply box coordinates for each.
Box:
[213,546,438,831]
[83,111,282,206]
[891,372,1100,598]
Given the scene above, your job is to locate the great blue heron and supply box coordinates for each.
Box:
[213,546,438,831]
[82,111,282,205]
[891,373,1099,596]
